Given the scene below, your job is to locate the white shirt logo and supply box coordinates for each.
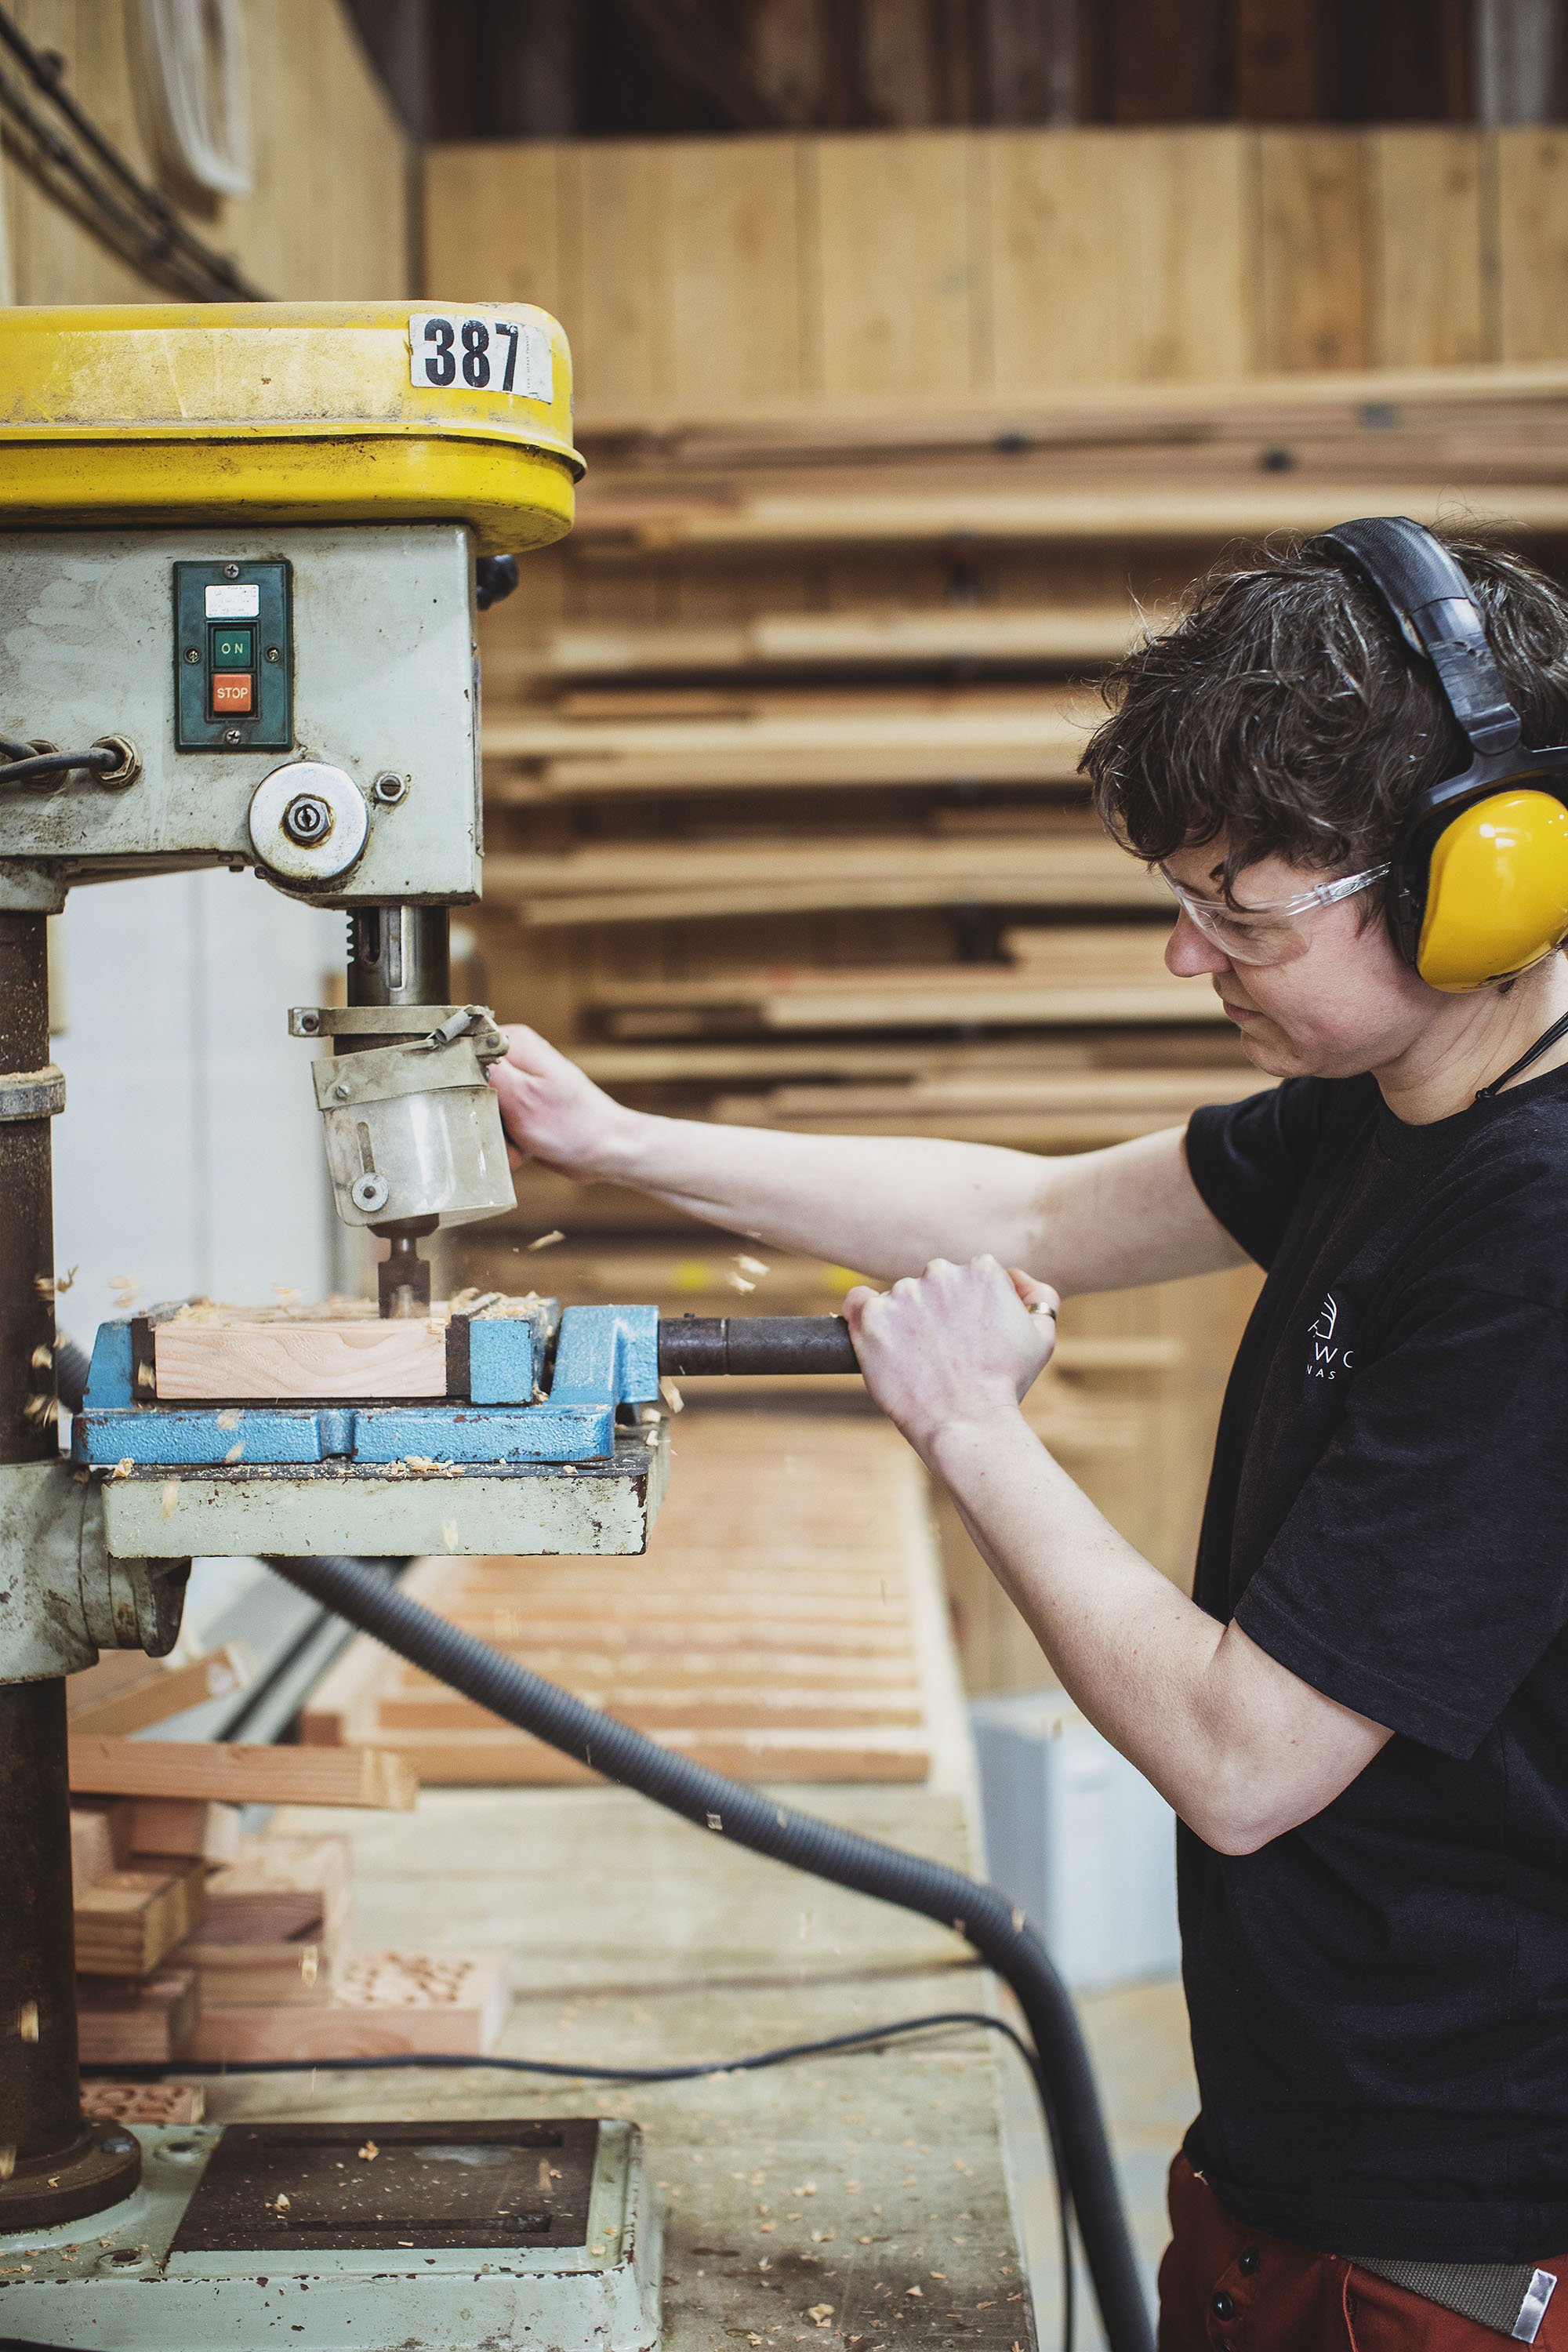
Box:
[1307,1293,1353,1380]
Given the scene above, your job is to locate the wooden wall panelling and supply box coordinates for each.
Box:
[5,0,409,305]
[1370,128,1489,367]
[662,136,808,406]
[561,140,670,408]
[1494,129,1568,364]
[424,145,564,313]
[1254,130,1371,371]
[982,129,1143,386]
[806,131,982,397]
[1127,129,1254,379]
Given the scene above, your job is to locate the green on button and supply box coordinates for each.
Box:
[211,625,253,668]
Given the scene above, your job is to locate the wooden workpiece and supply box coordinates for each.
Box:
[151,1301,451,1402]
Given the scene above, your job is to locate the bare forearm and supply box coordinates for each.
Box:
[606,1113,1061,1282]
[929,1411,1383,1849]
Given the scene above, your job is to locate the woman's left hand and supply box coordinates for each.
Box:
[842,1255,1060,1456]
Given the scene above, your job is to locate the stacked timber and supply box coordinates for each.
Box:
[445,366,1565,1688]
[301,1410,958,1785]
[65,1654,509,2067]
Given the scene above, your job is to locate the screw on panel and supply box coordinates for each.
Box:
[264,646,282,663]
[370,772,408,806]
[223,728,242,747]
[282,793,333,845]
[183,647,201,665]
[223,563,241,579]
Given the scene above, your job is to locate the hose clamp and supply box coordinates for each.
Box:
[0,1064,65,1121]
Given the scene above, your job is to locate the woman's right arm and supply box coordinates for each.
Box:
[490,1025,1248,1296]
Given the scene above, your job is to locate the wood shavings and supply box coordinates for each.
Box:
[29,1345,52,1372]
[223,1441,245,1465]
[727,1272,757,1294]
[22,1390,55,1425]
[0,2146,13,2183]
[160,1481,180,1521]
[735,1254,770,1279]
[56,1265,77,1294]
[107,1276,139,1307]
[16,2000,38,2043]
[527,1229,564,1251]
[659,1377,684,1414]
[216,1409,241,1432]
[441,1520,458,1551]
[560,1462,579,1476]
[358,2140,379,2161]
[271,2191,290,2216]
[271,1284,303,1302]
[401,1457,464,1478]
[107,1460,135,1481]
[33,1273,54,1301]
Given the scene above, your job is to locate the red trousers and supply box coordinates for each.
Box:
[1158,2154,1568,2351]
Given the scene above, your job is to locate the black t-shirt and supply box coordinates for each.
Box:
[1182,1065,1568,2263]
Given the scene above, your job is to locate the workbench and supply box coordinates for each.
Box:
[194,1770,1044,2351]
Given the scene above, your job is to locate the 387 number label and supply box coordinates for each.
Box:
[408,314,553,403]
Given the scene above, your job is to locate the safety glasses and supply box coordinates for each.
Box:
[1159,862,1392,966]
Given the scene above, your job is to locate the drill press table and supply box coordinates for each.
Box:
[194,1772,1042,2352]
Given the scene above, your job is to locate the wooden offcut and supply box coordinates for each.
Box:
[67,1643,253,1736]
[74,1860,205,1977]
[75,1970,199,2067]
[67,1735,419,1810]
[182,1951,510,2063]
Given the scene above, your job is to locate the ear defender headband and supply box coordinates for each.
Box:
[1314,516,1568,992]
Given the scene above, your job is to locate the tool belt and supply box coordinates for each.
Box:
[1347,2255,1558,2343]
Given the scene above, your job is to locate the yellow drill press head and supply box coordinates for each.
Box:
[0,302,582,1294]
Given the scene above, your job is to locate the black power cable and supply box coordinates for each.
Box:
[0,746,121,791]
[262,1550,1152,2352]
[0,4,264,303]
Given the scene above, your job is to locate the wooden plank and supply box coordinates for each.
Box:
[486,829,1152,898]
[568,481,1568,550]
[124,1798,243,1866]
[74,1861,206,1977]
[591,961,1226,1035]
[1255,131,1370,372]
[1495,129,1568,365]
[1371,129,1488,367]
[67,1643,253,1737]
[808,131,979,399]
[529,603,1146,677]
[153,1308,448,1402]
[76,1969,198,2067]
[318,1724,933,1786]
[181,1951,510,2063]
[67,1737,419,1810]
[662,136,806,406]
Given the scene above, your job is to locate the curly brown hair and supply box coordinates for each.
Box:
[1082,531,1568,895]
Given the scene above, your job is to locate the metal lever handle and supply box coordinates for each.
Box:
[657,1314,860,1377]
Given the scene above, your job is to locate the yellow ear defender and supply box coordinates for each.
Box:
[1318,517,1568,993]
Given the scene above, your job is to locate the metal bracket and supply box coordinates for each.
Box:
[0,1062,65,1120]
[0,1457,187,1681]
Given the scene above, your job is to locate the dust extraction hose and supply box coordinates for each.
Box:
[261,1548,1153,2352]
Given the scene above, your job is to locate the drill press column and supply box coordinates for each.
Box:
[0,913,140,2228]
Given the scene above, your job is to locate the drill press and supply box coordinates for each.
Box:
[0,302,672,2350]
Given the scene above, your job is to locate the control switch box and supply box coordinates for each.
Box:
[174,560,292,750]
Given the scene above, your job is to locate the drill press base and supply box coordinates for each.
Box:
[0,2115,661,2350]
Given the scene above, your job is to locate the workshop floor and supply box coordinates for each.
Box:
[1004,1975,1196,2349]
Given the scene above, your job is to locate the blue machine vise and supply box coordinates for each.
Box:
[73,1298,662,1470]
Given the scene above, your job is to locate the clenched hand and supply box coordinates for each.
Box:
[843,1254,1060,1457]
